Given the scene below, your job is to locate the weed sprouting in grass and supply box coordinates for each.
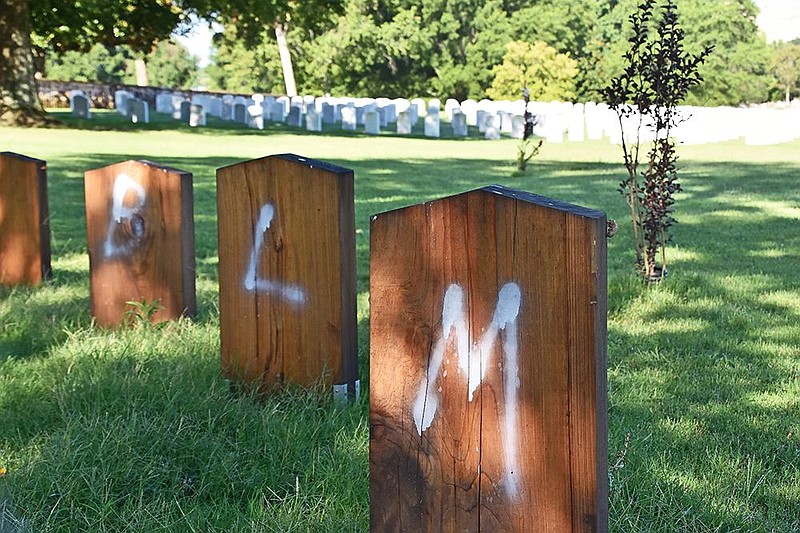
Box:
[515,86,543,174]
[123,298,164,327]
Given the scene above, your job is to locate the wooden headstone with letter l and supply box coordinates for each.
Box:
[85,160,196,327]
[216,154,358,400]
[370,185,608,532]
[0,152,51,285]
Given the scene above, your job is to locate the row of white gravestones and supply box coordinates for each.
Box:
[127,89,800,145]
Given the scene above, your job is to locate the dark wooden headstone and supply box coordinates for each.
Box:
[0,152,51,286]
[370,185,608,532]
[84,160,195,327]
[216,154,358,398]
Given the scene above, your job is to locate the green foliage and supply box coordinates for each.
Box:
[298,1,434,97]
[677,0,771,105]
[30,0,188,54]
[147,39,199,89]
[44,44,134,84]
[770,42,800,102]
[123,298,164,327]
[43,40,198,90]
[487,41,578,101]
[204,0,774,105]
[602,0,712,280]
[584,0,771,105]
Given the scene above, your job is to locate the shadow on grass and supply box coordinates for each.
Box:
[0,320,369,530]
[3,134,799,529]
[606,284,800,530]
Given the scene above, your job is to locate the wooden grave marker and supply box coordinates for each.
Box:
[0,152,51,285]
[370,185,608,532]
[85,160,195,327]
[216,154,358,398]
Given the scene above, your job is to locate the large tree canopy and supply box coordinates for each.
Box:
[0,0,782,126]
[207,0,773,106]
[2,0,195,124]
[1,0,343,125]
[30,0,187,54]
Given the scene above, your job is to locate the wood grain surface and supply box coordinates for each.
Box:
[0,152,51,285]
[84,160,195,327]
[369,185,607,532]
[216,154,357,395]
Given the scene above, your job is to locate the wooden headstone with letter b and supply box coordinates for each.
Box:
[370,185,608,532]
[0,152,51,285]
[85,160,196,327]
[216,154,358,399]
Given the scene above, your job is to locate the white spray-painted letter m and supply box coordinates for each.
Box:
[412,282,523,498]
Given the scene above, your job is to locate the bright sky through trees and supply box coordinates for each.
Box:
[172,15,221,67]
[755,0,800,42]
[174,1,800,72]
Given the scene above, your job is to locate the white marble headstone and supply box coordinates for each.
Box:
[189,104,206,127]
[341,105,357,130]
[424,107,440,138]
[306,107,323,131]
[451,111,468,136]
[365,110,380,134]
[396,111,412,134]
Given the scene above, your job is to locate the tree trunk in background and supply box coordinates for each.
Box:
[0,0,52,126]
[134,57,149,87]
[274,22,297,97]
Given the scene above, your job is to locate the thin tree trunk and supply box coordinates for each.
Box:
[134,57,149,87]
[274,22,297,97]
[787,85,791,104]
[0,0,53,126]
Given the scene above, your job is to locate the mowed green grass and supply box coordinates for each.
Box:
[1,110,799,531]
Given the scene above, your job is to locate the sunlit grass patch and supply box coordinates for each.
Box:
[1,115,799,530]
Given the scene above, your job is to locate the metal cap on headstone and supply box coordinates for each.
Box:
[84,160,196,327]
[369,185,608,531]
[0,152,52,285]
[216,154,358,400]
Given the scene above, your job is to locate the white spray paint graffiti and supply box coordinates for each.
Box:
[411,282,523,499]
[243,203,306,305]
[103,173,147,258]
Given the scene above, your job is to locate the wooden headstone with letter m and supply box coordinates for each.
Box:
[85,160,196,327]
[370,185,608,532]
[0,152,51,286]
[216,154,358,399]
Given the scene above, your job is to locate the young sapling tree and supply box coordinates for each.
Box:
[602,0,712,281]
[516,86,543,173]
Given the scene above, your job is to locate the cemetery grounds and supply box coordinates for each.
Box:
[1,110,799,531]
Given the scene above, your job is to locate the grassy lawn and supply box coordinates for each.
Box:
[1,110,799,531]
